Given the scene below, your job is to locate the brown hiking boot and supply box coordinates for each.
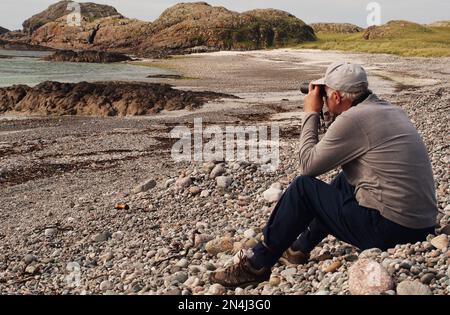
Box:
[209,255,271,289]
[278,247,310,267]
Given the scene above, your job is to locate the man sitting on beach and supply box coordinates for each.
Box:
[210,62,437,288]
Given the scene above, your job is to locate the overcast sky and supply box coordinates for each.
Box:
[1,0,449,31]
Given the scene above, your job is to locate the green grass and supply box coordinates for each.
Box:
[295,26,450,57]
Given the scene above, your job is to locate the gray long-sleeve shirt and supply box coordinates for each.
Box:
[299,93,437,229]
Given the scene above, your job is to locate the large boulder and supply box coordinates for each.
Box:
[0,81,236,117]
[348,259,394,295]
[23,0,120,34]
[310,23,363,33]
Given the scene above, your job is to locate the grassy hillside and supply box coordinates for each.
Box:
[296,21,450,57]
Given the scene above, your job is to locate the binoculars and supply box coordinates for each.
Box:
[299,82,327,98]
[299,82,332,131]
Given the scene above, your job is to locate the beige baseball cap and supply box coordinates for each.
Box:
[312,62,369,93]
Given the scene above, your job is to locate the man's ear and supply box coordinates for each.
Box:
[334,91,342,105]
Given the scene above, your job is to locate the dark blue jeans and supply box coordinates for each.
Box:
[251,173,435,268]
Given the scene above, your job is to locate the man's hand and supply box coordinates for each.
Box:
[304,83,324,114]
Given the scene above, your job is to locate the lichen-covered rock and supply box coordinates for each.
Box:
[348,259,394,295]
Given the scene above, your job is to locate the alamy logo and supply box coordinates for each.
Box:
[66,262,81,288]
[170,118,280,171]
[366,2,382,27]
[67,1,82,27]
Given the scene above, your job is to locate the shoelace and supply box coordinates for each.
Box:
[224,251,251,280]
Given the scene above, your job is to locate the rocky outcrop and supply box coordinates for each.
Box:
[310,23,363,33]
[0,81,237,117]
[428,20,450,27]
[27,2,316,57]
[30,15,152,52]
[0,26,9,35]
[363,20,431,40]
[0,39,54,51]
[43,50,131,63]
[23,0,120,34]
[140,3,315,55]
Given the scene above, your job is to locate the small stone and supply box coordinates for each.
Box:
[243,228,256,239]
[235,287,245,295]
[359,248,382,258]
[271,182,283,190]
[189,186,201,195]
[172,271,188,284]
[263,187,283,203]
[100,280,113,291]
[208,284,226,295]
[175,177,192,190]
[216,176,232,189]
[164,288,182,295]
[44,228,57,238]
[205,262,217,271]
[200,190,210,198]
[133,179,156,194]
[192,286,204,294]
[176,258,189,268]
[94,231,112,243]
[205,237,234,255]
[440,224,450,235]
[399,260,412,270]
[210,164,226,179]
[323,261,342,273]
[203,161,216,172]
[344,254,359,262]
[24,254,36,265]
[244,238,258,249]
[281,268,297,278]
[194,234,213,247]
[269,276,281,286]
[164,178,176,188]
[112,231,124,241]
[420,273,435,285]
[396,280,432,295]
[348,259,394,295]
[25,265,38,275]
[100,251,114,264]
[430,235,449,250]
